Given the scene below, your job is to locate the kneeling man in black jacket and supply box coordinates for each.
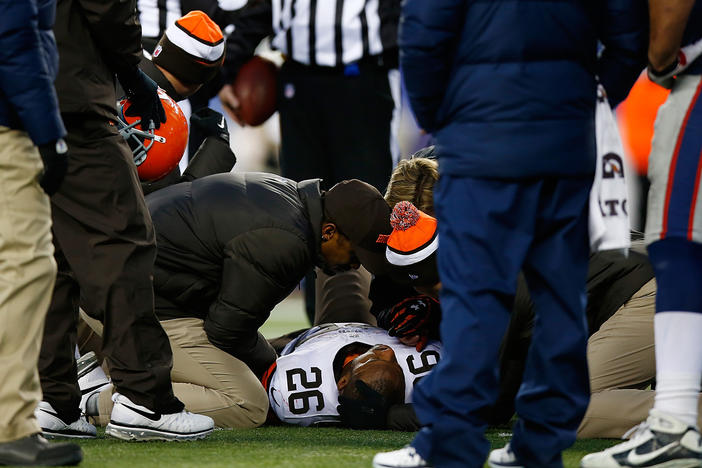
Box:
[92,174,392,429]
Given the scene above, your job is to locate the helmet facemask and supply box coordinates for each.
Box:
[116,88,188,182]
[116,116,167,166]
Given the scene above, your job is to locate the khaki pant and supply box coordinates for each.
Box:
[577,278,702,438]
[93,317,268,428]
[0,127,56,442]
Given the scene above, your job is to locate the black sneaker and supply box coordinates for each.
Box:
[580,409,702,468]
[0,433,82,466]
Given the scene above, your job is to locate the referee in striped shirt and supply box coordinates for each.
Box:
[220,0,401,194]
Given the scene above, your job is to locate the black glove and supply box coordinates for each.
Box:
[117,67,166,129]
[37,138,69,196]
[190,107,230,144]
[386,295,440,338]
[337,381,390,429]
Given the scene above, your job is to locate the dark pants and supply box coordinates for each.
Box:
[39,115,183,422]
[277,60,395,193]
[412,175,592,468]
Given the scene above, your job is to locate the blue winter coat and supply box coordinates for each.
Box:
[0,0,65,145]
[400,0,648,179]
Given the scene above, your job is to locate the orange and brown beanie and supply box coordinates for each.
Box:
[152,10,225,86]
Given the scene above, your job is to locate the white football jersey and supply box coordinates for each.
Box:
[267,322,442,426]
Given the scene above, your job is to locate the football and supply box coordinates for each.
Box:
[232,55,278,126]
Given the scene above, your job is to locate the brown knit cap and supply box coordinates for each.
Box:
[323,180,393,275]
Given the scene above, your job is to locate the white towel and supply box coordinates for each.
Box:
[589,85,630,253]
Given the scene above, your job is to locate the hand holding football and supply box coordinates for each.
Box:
[232,56,278,126]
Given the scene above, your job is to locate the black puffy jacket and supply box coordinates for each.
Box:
[146,172,323,374]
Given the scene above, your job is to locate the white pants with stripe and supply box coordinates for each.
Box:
[645,74,702,245]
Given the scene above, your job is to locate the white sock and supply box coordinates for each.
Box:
[653,311,702,428]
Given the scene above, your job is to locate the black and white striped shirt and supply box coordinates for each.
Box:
[222,0,399,78]
[270,0,399,67]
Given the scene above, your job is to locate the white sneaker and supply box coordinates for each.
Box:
[488,443,525,468]
[373,446,432,468]
[580,409,702,468]
[77,351,111,414]
[106,393,214,441]
[35,401,97,439]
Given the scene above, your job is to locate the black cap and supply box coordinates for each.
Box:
[323,180,392,275]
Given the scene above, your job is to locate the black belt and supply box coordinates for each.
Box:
[284,52,398,76]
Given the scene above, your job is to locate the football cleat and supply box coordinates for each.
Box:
[580,409,702,468]
[106,393,214,441]
[77,351,111,414]
[35,402,97,439]
[373,446,433,468]
[488,443,525,468]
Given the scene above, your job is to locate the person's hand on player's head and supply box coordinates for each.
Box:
[398,334,429,352]
[387,295,439,337]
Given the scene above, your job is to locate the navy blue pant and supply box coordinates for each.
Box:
[412,175,592,468]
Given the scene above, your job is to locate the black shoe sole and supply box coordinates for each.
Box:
[0,446,82,466]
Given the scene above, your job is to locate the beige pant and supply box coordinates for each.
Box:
[577,278,702,438]
[0,127,56,442]
[93,317,268,428]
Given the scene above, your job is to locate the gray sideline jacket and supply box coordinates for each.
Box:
[146,172,323,374]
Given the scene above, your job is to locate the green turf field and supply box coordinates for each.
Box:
[259,289,308,339]
[69,427,617,467]
[69,291,618,467]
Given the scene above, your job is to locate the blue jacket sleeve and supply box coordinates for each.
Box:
[399,0,465,132]
[0,0,65,145]
[596,0,649,108]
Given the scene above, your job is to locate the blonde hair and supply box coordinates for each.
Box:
[384,157,439,215]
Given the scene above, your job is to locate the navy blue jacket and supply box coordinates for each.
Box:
[400,0,648,179]
[0,0,65,145]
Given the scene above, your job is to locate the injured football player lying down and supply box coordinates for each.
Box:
[262,323,442,429]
